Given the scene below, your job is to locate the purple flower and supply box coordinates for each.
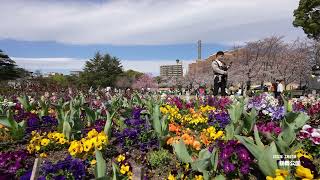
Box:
[27,117,39,127]
[39,157,86,180]
[237,148,251,162]
[240,163,250,174]
[213,111,230,128]
[20,171,32,180]
[268,106,285,120]
[132,107,142,119]
[223,161,236,173]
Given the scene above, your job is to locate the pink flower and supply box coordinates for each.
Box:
[299,131,310,139]
[302,125,314,133]
[311,136,320,145]
[274,127,282,135]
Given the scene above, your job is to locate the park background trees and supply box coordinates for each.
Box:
[0,49,29,82]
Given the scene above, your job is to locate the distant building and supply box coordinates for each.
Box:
[70,71,82,76]
[43,72,62,77]
[160,60,183,77]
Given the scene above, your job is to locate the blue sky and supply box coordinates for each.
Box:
[0,0,305,75]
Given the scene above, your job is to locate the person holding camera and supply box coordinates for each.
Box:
[212,51,232,96]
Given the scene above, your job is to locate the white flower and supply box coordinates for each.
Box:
[311,131,320,138]
[262,110,268,115]
[302,125,312,131]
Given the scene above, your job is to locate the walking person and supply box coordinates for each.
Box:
[212,51,232,96]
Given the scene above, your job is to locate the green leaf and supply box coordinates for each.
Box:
[84,106,96,124]
[95,149,107,178]
[63,120,71,140]
[276,121,295,153]
[18,120,26,128]
[253,125,264,149]
[191,159,210,173]
[152,104,162,136]
[227,102,243,124]
[173,140,192,163]
[235,135,262,158]
[104,111,116,137]
[257,142,279,176]
[243,109,257,134]
[224,124,235,140]
[210,148,219,172]
[112,162,118,180]
[198,149,211,160]
[292,113,309,130]
[214,175,226,180]
[202,170,209,180]
[0,116,13,128]
[17,96,32,112]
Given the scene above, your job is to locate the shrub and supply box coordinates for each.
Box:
[147,149,171,168]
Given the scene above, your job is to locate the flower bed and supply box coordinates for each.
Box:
[0,92,319,179]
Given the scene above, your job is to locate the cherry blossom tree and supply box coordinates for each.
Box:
[132,73,158,90]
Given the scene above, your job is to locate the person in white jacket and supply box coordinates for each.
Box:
[276,80,284,98]
[212,51,231,96]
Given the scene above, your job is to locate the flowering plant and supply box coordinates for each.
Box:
[20,156,87,180]
[27,131,69,157]
[68,129,108,158]
[0,150,33,177]
[298,125,320,156]
[113,108,158,151]
[247,93,284,120]
[115,154,133,180]
[217,140,254,177]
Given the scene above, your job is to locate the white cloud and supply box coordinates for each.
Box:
[1,0,304,45]
[13,57,194,75]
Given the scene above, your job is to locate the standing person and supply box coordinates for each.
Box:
[277,80,284,97]
[212,51,231,96]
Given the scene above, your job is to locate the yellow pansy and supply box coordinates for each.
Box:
[41,138,50,146]
[168,172,176,180]
[27,144,35,154]
[88,129,99,139]
[59,138,67,145]
[83,140,93,152]
[117,154,126,162]
[266,176,285,180]
[295,149,313,160]
[91,159,97,165]
[35,145,41,151]
[195,175,204,180]
[295,166,314,179]
[40,153,47,158]
[47,133,54,139]
[275,169,289,177]
[120,164,130,174]
[266,169,288,180]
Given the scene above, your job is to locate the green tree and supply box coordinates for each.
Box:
[50,74,68,87]
[0,49,29,81]
[81,52,123,88]
[293,0,320,40]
